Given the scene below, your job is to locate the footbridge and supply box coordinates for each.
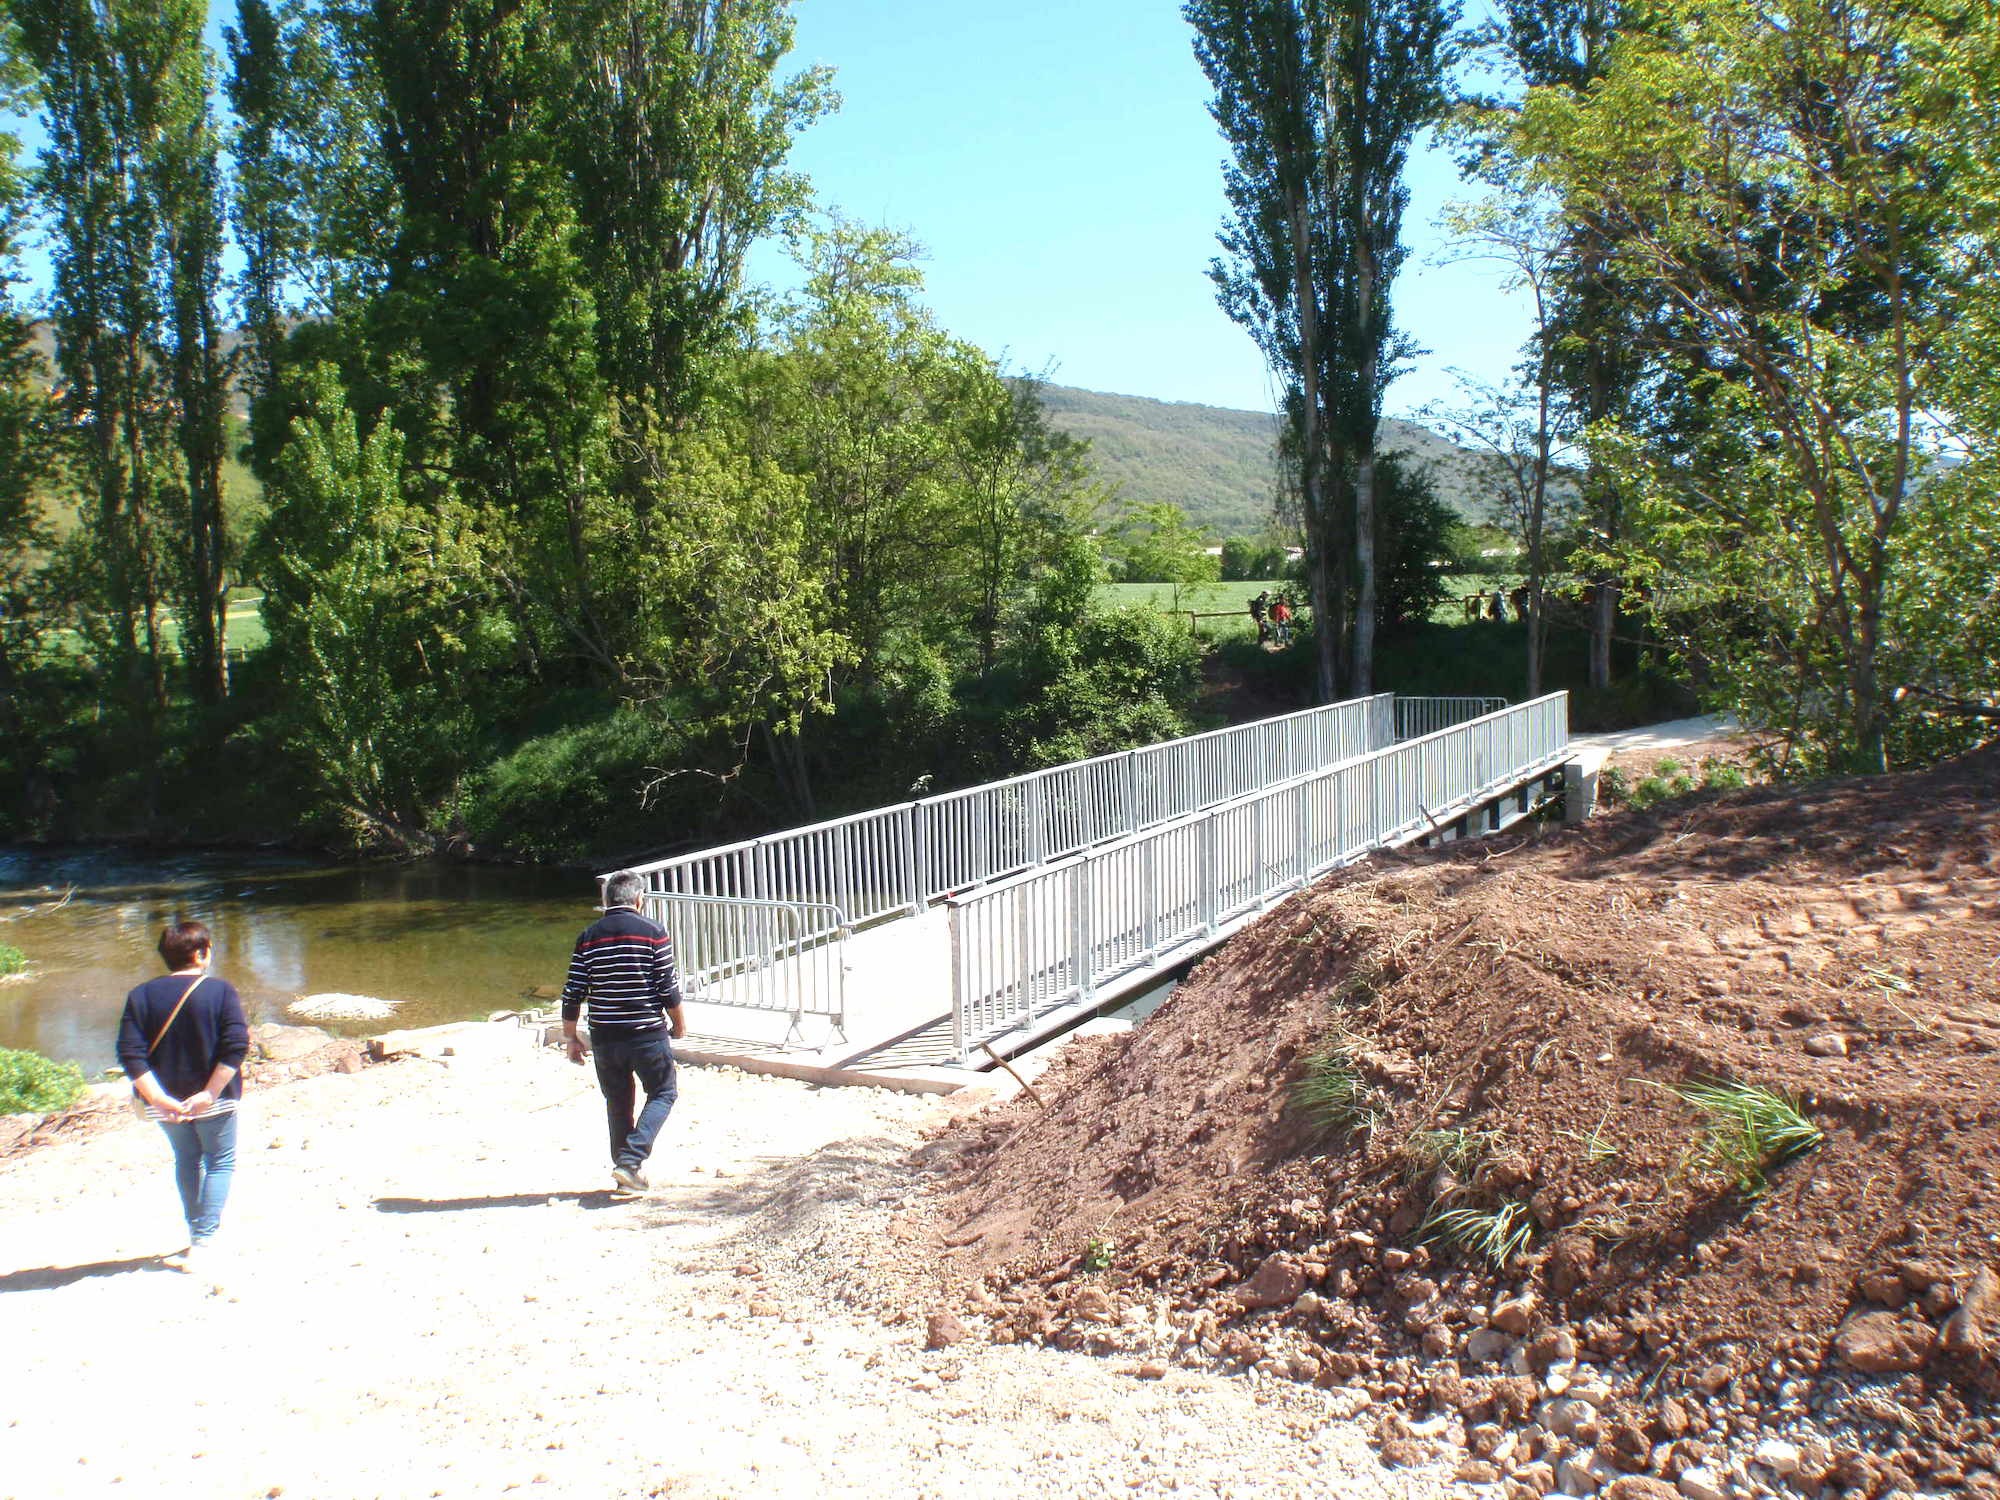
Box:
[608,692,1573,1085]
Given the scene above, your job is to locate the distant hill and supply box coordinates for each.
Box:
[1038,383,1503,535]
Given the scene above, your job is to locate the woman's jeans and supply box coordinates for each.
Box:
[159,1111,238,1244]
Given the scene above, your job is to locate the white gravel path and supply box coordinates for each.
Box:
[0,1028,1452,1500]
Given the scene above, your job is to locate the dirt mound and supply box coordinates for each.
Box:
[921,746,2000,1497]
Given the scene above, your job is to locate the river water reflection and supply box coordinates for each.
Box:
[0,847,596,1074]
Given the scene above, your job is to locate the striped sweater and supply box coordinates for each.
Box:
[561,906,683,1036]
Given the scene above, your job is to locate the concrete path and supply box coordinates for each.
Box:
[1573,712,1739,754]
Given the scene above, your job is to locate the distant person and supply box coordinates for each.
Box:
[1510,586,1530,620]
[1249,590,1270,643]
[1270,593,1293,645]
[116,919,249,1277]
[1488,590,1507,623]
[561,870,686,1196]
[1464,594,1481,622]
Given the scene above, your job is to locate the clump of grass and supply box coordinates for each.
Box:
[1293,1047,1376,1133]
[1400,1125,1498,1183]
[1671,1077,1824,1197]
[1423,1199,1536,1268]
[0,943,25,978]
[0,1046,88,1116]
[1629,757,1749,810]
[1330,956,1386,1008]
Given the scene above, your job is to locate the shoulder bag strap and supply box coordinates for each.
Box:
[150,974,206,1053]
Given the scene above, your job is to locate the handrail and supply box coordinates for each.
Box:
[946,693,1569,1060]
[613,693,1397,931]
[639,891,849,1049]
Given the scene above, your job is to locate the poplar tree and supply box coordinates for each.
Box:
[10,0,232,711]
[1189,0,1454,699]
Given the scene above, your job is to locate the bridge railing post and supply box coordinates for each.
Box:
[1071,857,1093,1005]
[907,802,926,912]
[1199,812,1219,935]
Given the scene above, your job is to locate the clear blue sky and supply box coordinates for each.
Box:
[753,0,1528,418]
[21,1,1527,422]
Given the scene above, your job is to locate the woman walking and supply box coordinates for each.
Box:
[116,920,249,1275]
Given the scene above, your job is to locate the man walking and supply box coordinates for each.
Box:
[561,870,686,1195]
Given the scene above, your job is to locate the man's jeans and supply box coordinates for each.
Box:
[592,1030,678,1171]
[159,1110,238,1244]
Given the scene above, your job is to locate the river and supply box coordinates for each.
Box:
[0,847,597,1075]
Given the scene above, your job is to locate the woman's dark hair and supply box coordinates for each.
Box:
[158,920,212,970]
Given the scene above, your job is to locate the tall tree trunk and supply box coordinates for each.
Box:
[1286,189,1338,705]
[1351,252,1378,697]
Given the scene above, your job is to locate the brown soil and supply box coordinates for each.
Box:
[921,746,2000,1495]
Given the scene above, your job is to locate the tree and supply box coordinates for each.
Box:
[250,365,489,846]
[1189,0,1455,701]
[1520,0,2000,770]
[1488,0,1641,693]
[155,23,232,706]
[12,0,234,714]
[1220,534,1289,580]
[552,0,830,421]
[1111,501,1221,602]
[1426,184,1575,694]
[954,374,1094,677]
[224,0,393,399]
[1320,0,1458,694]
[0,32,67,826]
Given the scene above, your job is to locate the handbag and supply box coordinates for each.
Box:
[128,974,206,1120]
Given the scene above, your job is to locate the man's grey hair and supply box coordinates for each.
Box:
[604,871,646,910]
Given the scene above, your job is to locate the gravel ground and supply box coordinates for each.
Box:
[0,1026,1448,1500]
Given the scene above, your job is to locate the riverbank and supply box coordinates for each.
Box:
[0,1020,1451,1500]
[0,847,591,1073]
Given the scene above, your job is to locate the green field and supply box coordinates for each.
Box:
[1098,579,1298,641]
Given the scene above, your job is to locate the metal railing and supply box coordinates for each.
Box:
[947,693,1569,1060]
[621,693,1398,941]
[1395,695,1507,741]
[639,892,848,1049]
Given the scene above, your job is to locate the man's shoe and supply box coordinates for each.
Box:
[611,1165,648,1194]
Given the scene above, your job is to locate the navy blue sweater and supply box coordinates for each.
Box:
[116,975,250,1102]
[562,906,683,1037]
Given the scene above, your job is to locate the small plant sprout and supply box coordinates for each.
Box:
[1558,1105,1621,1166]
[1293,1047,1375,1133]
[0,942,26,978]
[1082,1236,1116,1273]
[1423,1199,1536,1268]
[1331,957,1385,1008]
[1669,1077,1824,1197]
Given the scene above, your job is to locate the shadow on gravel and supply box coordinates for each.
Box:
[0,1254,177,1292]
[371,1191,631,1213]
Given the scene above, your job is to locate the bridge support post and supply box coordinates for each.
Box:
[1562,748,1608,824]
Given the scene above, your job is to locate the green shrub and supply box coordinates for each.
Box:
[1701,761,1748,791]
[459,708,686,863]
[0,1047,88,1115]
[0,943,25,977]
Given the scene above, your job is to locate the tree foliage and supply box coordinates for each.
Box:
[1518,0,2000,770]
